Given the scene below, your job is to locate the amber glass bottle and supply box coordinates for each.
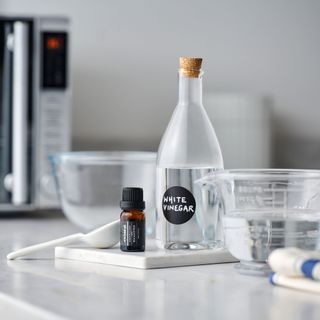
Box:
[120,187,145,252]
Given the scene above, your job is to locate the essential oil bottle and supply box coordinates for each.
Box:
[120,187,145,252]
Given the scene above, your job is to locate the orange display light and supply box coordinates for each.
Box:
[47,37,62,50]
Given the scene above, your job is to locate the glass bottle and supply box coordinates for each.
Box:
[156,57,223,250]
[120,187,145,252]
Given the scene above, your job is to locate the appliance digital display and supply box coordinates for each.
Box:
[42,32,67,89]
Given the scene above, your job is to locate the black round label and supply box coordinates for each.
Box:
[162,186,196,225]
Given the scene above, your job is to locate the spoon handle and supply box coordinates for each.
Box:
[7,233,84,260]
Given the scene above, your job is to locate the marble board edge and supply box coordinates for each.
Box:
[55,246,237,270]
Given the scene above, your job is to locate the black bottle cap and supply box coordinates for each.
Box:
[120,187,145,211]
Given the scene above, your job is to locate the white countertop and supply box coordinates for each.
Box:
[1,214,320,320]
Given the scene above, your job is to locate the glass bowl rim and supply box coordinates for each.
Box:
[49,151,157,165]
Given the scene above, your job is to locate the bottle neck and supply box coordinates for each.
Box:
[178,74,203,106]
[122,209,144,213]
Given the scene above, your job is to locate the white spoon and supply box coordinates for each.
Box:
[7,219,120,260]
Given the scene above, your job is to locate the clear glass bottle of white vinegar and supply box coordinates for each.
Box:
[156,57,224,250]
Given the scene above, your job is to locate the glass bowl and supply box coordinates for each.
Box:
[50,151,156,233]
[198,169,320,275]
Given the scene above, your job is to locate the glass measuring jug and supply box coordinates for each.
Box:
[198,169,320,275]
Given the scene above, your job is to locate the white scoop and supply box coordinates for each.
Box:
[7,219,120,260]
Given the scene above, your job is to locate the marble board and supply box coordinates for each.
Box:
[55,245,237,269]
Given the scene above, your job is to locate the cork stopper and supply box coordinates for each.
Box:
[179,57,203,78]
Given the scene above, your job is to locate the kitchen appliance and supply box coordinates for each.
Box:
[197,169,320,275]
[0,16,71,211]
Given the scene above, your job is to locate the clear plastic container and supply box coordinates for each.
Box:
[197,169,320,275]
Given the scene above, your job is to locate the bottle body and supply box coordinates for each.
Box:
[156,167,223,249]
[120,209,145,252]
[120,187,146,252]
[156,57,223,250]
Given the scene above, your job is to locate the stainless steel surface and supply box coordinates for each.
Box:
[34,16,71,208]
[12,21,28,205]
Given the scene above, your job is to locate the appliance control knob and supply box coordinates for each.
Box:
[41,175,57,197]
[4,174,13,192]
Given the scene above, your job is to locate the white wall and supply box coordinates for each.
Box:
[2,0,320,165]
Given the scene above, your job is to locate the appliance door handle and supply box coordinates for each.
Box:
[12,21,29,205]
